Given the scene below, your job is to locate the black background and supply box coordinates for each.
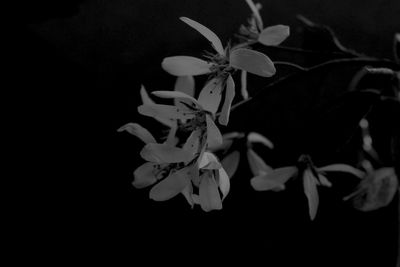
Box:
[20,0,399,265]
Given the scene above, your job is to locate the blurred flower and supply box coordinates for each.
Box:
[250,154,364,220]
[344,164,398,211]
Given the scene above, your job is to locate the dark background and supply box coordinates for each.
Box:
[20,0,399,265]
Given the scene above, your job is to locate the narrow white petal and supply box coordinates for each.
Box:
[117,123,156,144]
[250,166,297,191]
[303,169,319,220]
[152,90,199,107]
[164,122,178,146]
[258,25,290,46]
[181,183,194,208]
[180,17,225,56]
[138,103,194,121]
[218,75,235,126]
[162,56,213,76]
[198,78,223,115]
[149,167,190,201]
[230,48,276,77]
[318,164,365,178]
[133,162,159,189]
[221,151,240,178]
[318,174,332,187]
[174,76,195,97]
[206,115,223,148]
[245,0,263,30]
[218,167,230,200]
[140,85,154,105]
[247,132,274,149]
[140,143,195,163]
[199,172,223,211]
[247,148,272,176]
[240,70,249,99]
[199,151,221,170]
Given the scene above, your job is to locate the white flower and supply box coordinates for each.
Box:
[250,154,364,220]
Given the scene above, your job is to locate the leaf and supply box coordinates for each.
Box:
[180,17,225,56]
[162,56,213,76]
[198,77,223,114]
[303,168,319,220]
[230,48,276,77]
[199,172,223,212]
[117,123,156,144]
[206,114,223,148]
[140,143,195,163]
[318,164,365,178]
[258,25,290,46]
[221,151,240,179]
[218,75,235,125]
[247,132,274,149]
[149,167,190,201]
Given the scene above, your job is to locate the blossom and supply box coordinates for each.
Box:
[162,16,276,125]
[343,163,398,211]
[250,154,364,220]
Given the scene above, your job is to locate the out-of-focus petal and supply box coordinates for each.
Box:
[318,174,332,187]
[199,172,223,211]
[247,148,272,176]
[318,164,365,178]
[180,17,225,56]
[258,25,290,46]
[117,123,156,144]
[133,162,159,189]
[198,78,223,114]
[250,173,286,191]
[140,143,195,163]
[250,166,297,191]
[230,48,276,77]
[152,90,199,107]
[199,151,221,170]
[206,115,223,148]
[162,56,213,76]
[240,70,249,99]
[138,103,194,121]
[221,151,240,178]
[247,132,274,149]
[218,167,230,200]
[218,75,235,126]
[244,0,263,30]
[174,76,195,97]
[303,169,319,220]
[183,129,201,157]
[149,167,190,201]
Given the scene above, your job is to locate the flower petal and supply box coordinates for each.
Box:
[198,78,223,114]
[149,167,190,201]
[218,167,230,200]
[221,151,240,178]
[140,86,176,127]
[318,174,332,187]
[258,25,290,46]
[230,48,276,77]
[199,172,223,212]
[240,70,249,99]
[117,123,156,144]
[164,122,178,146]
[162,56,213,76]
[244,0,263,30]
[133,162,159,189]
[138,103,194,121]
[152,90,199,107]
[318,164,365,178]
[247,132,274,149]
[303,169,319,220]
[183,129,201,156]
[199,151,221,170]
[206,115,223,148]
[250,166,297,191]
[140,143,195,163]
[174,76,195,97]
[218,75,235,126]
[247,148,272,176]
[180,17,225,56]
[181,183,194,208]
